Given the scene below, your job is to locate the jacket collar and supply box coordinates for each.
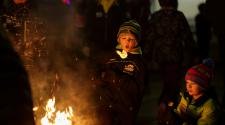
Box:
[191,95,209,107]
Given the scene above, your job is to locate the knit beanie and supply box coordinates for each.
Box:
[117,20,141,42]
[185,58,214,89]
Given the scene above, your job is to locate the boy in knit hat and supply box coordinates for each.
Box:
[94,20,148,125]
[173,59,221,125]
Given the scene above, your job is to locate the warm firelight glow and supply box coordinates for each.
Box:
[33,106,39,111]
[41,97,74,125]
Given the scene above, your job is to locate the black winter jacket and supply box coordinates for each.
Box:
[95,50,147,113]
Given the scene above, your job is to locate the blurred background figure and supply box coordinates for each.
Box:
[85,0,127,64]
[205,0,225,112]
[1,0,30,51]
[195,2,212,61]
[143,1,196,123]
[144,0,196,101]
[124,0,151,47]
[0,0,47,72]
[0,3,35,123]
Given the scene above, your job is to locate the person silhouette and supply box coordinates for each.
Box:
[144,0,196,108]
[205,0,225,117]
[143,1,198,124]
[85,0,127,64]
[0,25,35,125]
[195,3,212,61]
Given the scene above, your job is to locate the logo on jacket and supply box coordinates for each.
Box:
[123,64,135,75]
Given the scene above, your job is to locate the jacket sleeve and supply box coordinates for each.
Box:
[175,92,189,116]
[197,99,220,125]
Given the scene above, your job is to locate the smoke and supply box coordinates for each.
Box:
[16,1,98,124]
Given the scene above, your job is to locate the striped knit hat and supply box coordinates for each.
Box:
[117,20,141,42]
[185,58,214,89]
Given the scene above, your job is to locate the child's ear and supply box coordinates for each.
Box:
[134,41,138,46]
[117,37,120,43]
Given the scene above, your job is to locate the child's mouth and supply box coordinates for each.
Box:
[187,90,192,93]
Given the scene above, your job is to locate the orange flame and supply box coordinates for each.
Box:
[41,97,74,125]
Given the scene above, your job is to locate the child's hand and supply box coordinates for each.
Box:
[174,92,196,123]
[178,104,197,123]
[179,103,187,114]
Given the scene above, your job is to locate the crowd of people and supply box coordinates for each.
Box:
[1,0,224,125]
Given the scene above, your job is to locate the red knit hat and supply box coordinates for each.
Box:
[185,59,214,89]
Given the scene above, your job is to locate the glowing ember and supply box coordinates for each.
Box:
[33,106,39,111]
[41,97,74,125]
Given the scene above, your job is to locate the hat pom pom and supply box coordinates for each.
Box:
[202,58,215,69]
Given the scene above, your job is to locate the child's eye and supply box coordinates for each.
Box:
[128,38,136,42]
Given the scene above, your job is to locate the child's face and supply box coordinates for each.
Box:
[117,33,138,52]
[186,80,204,99]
